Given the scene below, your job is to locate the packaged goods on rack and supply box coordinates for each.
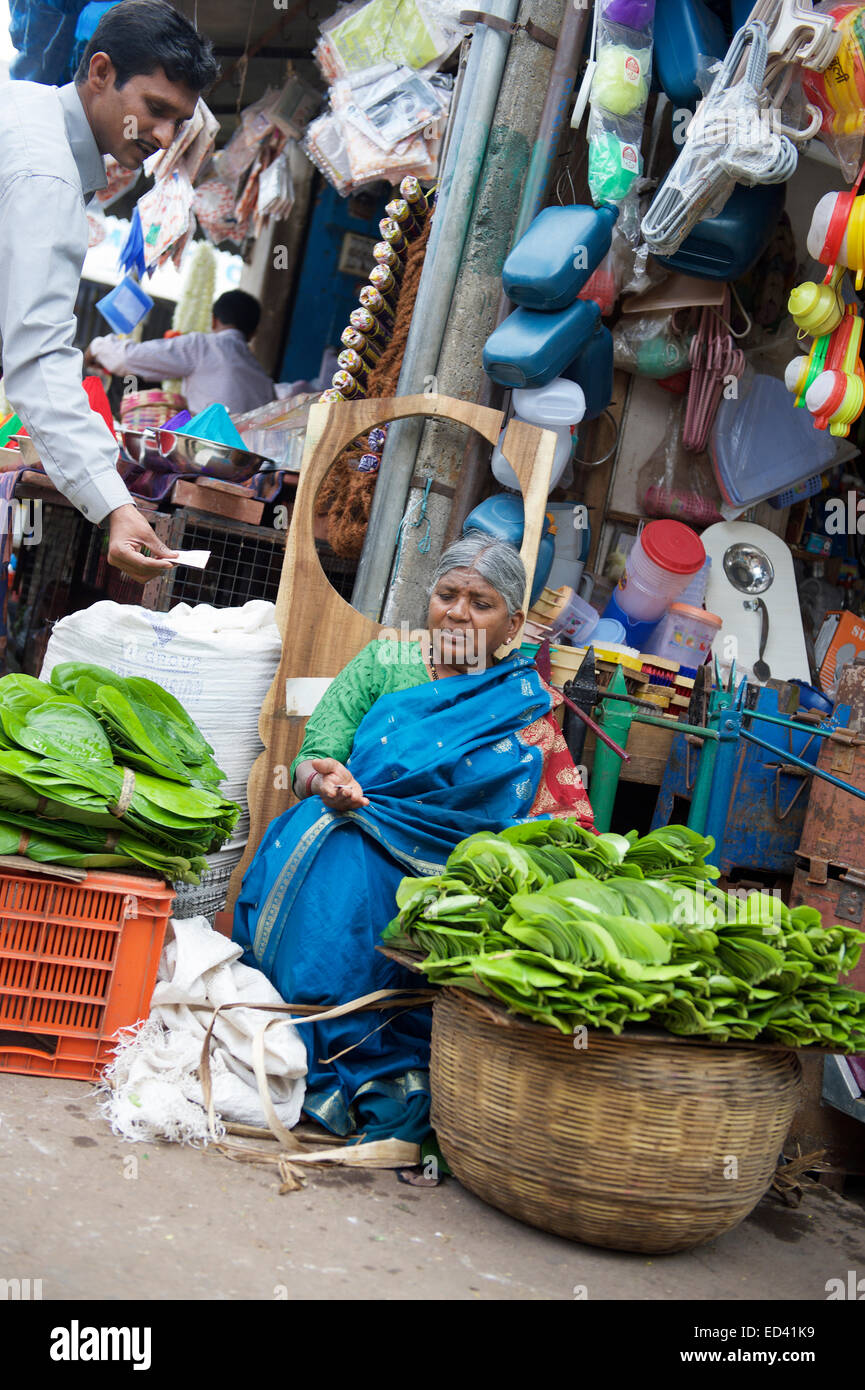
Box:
[192,176,250,248]
[213,89,283,197]
[314,0,467,82]
[255,150,295,233]
[584,0,655,218]
[144,97,220,187]
[95,155,140,209]
[135,168,196,274]
[304,62,450,193]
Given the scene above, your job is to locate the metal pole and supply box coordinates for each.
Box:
[444,1,593,544]
[703,684,744,860]
[687,688,727,834]
[740,728,865,802]
[511,1,590,244]
[351,2,519,620]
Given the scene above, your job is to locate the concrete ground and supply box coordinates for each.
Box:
[3,1075,864,1301]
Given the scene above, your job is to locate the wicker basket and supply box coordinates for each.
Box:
[120,390,186,431]
[431,988,802,1253]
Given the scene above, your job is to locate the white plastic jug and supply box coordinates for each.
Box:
[491,377,586,493]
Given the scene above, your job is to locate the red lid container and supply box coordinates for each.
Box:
[641,519,705,576]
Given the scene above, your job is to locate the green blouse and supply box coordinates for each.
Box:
[289,639,431,783]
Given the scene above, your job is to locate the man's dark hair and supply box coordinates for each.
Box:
[213,291,262,340]
[76,0,220,90]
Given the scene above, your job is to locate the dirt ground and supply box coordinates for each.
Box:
[2,1072,864,1301]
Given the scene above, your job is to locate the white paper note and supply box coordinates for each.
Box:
[171,549,211,569]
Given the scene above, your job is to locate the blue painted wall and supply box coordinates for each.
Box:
[279,182,382,384]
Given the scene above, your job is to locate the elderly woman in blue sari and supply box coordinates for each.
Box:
[233,533,593,1143]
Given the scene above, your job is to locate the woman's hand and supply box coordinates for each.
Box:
[298,757,369,811]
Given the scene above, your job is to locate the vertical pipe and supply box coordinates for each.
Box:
[444,1,593,545]
[590,666,633,832]
[687,692,724,834]
[704,705,741,865]
[351,1,519,621]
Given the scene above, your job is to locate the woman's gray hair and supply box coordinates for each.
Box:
[431,530,527,616]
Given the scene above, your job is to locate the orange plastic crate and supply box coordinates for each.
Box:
[0,870,175,1081]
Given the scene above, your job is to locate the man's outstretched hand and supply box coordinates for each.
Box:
[107,503,178,581]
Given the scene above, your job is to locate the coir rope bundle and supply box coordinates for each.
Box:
[317,216,432,559]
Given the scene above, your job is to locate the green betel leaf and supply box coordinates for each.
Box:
[49,661,128,698]
[5,700,114,765]
[92,686,194,783]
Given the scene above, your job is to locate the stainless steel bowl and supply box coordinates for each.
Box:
[119,427,274,483]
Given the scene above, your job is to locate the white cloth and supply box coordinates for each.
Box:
[90,326,275,416]
[97,917,307,1144]
[0,81,133,523]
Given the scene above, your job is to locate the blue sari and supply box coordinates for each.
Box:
[233,653,552,1141]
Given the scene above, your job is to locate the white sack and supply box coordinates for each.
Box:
[96,916,307,1144]
[40,599,282,845]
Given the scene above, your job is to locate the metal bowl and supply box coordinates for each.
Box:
[119,427,274,483]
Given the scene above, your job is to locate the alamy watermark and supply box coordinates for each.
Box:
[0,498,41,545]
[375,620,489,669]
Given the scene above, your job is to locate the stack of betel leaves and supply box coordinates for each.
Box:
[0,665,240,883]
[382,820,865,1050]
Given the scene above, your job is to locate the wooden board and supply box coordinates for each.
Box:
[584,719,677,786]
[227,392,556,909]
[170,478,264,525]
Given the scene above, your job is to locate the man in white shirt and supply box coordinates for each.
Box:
[87,290,276,416]
[0,0,219,580]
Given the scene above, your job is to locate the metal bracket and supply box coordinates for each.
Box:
[458,11,558,48]
[837,881,865,923]
[806,855,829,885]
[772,762,810,821]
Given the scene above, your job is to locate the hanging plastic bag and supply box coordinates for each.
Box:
[256,150,295,225]
[801,4,865,183]
[96,156,140,210]
[193,176,249,247]
[136,168,195,274]
[212,90,279,196]
[587,107,644,205]
[637,395,725,525]
[302,110,355,194]
[613,310,694,377]
[314,0,466,82]
[590,21,652,117]
[337,63,445,149]
[602,0,655,28]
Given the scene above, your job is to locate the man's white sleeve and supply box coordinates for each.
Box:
[0,172,133,522]
[105,332,204,382]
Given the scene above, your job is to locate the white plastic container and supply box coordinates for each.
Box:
[491,377,586,493]
[647,603,723,665]
[530,584,599,643]
[615,519,705,623]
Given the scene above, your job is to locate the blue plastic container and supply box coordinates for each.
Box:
[789,680,833,715]
[601,587,658,649]
[653,0,728,108]
[502,205,619,312]
[562,321,613,420]
[484,299,601,390]
[591,617,627,644]
[655,182,784,281]
[463,493,554,605]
